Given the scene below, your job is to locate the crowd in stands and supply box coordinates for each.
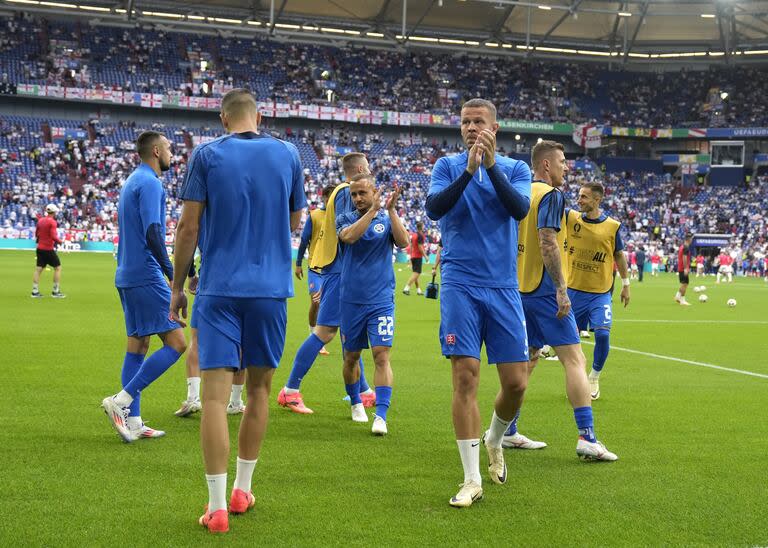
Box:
[2,115,767,274]
[4,13,768,127]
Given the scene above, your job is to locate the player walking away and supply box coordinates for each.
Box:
[650,248,661,277]
[295,185,336,356]
[277,152,375,415]
[695,253,705,277]
[675,234,693,305]
[170,89,306,534]
[426,98,535,508]
[32,204,65,298]
[636,245,646,282]
[517,140,618,462]
[337,175,409,434]
[402,221,428,295]
[566,181,631,401]
[101,131,187,443]
[175,260,247,418]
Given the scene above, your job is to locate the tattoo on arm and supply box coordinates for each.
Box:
[539,228,566,290]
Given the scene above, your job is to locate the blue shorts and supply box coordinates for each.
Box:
[316,272,341,327]
[439,284,529,364]
[521,292,580,350]
[196,295,287,370]
[190,294,199,329]
[117,282,179,338]
[307,270,323,294]
[568,289,612,332]
[341,301,395,351]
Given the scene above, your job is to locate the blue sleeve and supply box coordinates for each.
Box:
[146,223,173,280]
[179,146,207,202]
[537,190,565,231]
[139,179,164,235]
[425,157,472,220]
[486,161,531,221]
[288,144,307,212]
[296,215,312,266]
[614,224,625,252]
[336,211,353,234]
[334,187,353,215]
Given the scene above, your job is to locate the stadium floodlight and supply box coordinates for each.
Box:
[618,12,632,17]
[538,5,552,10]
[366,32,385,37]
[78,4,111,11]
[5,0,41,4]
[515,134,521,141]
[700,14,716,18]
[40,1,77,7]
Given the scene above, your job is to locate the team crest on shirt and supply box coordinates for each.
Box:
[373,223,385,234]
[446,334,456,345]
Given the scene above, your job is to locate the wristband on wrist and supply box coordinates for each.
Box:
[622,278,630,287]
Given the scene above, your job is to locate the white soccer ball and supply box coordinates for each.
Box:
[727,298,737,307]
[700,285,707,291]
[693,286,702,293]
[698,294,708,303]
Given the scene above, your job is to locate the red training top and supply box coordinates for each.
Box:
[410,231,425,259]
[36,216,62,251]
[677,244,691,273]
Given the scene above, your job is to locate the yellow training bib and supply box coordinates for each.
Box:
[565,209,620,294]
[517,182,567,294]
[309,183,349,270]
[307,208,326,264]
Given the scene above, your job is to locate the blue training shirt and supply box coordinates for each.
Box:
[336,210,395,304]
[115,163,168,288]
[427,152,532,288]
[180,131,307,298]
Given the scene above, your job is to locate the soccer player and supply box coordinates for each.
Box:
[636,245,646,282]
[426,98,533,508]
[101,131,187,442]
[650,248,661,277]
[402,221,428,295]
[277,152,375,415]
[170,89,306,534]
[675,234,693,305]
[517,139,617,462]
[716,249,733,284]
[31,204,65,298]
[628,248,638,280]
[695,253,705,277]
[337,175,409,434]
[566,181,631,401]
[294,184,336,356]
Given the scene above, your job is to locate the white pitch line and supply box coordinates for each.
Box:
[612,319,768,325]
[581,341,768,379]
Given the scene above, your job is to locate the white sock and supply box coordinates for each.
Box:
[589,368,602,380]
[456,439,482,485]
[53,283,60,292]
[675,291,681,299]
[417,288,423,294]
[187,376,201,401]
[114,390,133,408]
[205,473,228,513]
[126,416,142,430]
[485,412,512,449]
[233,457,258,493]
[230,384,244,405]
[284,387,299,395]
[32,283,39,292]
[403,285,409,291]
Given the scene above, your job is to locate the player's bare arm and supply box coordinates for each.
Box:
[614,250,631,307]
[170,200,205,326]
[539,227,570,319]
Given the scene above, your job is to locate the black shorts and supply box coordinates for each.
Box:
[36,249,61,268]
[411,258,423,273]
[678,272,689,284]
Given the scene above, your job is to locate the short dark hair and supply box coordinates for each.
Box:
[416,222,424,230]
[531,140,565,169]
[221,88,257,118]
[342,152,367,174]
[136,131,164,160]
[321,184,336,199]
[461,98,497,120]
[582,181,605,198]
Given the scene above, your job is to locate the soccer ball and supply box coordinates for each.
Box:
[693,286,702,293]
[727,298,737,307]
[698,294,708,303]
[700,285,707,291]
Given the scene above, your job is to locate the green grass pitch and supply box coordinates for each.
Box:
[1,250,767,546]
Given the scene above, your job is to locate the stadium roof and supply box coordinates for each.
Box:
[5,0,768,64]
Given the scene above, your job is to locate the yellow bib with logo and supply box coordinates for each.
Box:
[565,209,620,293]
[309,183,349,270]
[517,182,567,294]
[307,208,326,264]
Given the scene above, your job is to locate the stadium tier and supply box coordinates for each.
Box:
[3,13,768,127]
